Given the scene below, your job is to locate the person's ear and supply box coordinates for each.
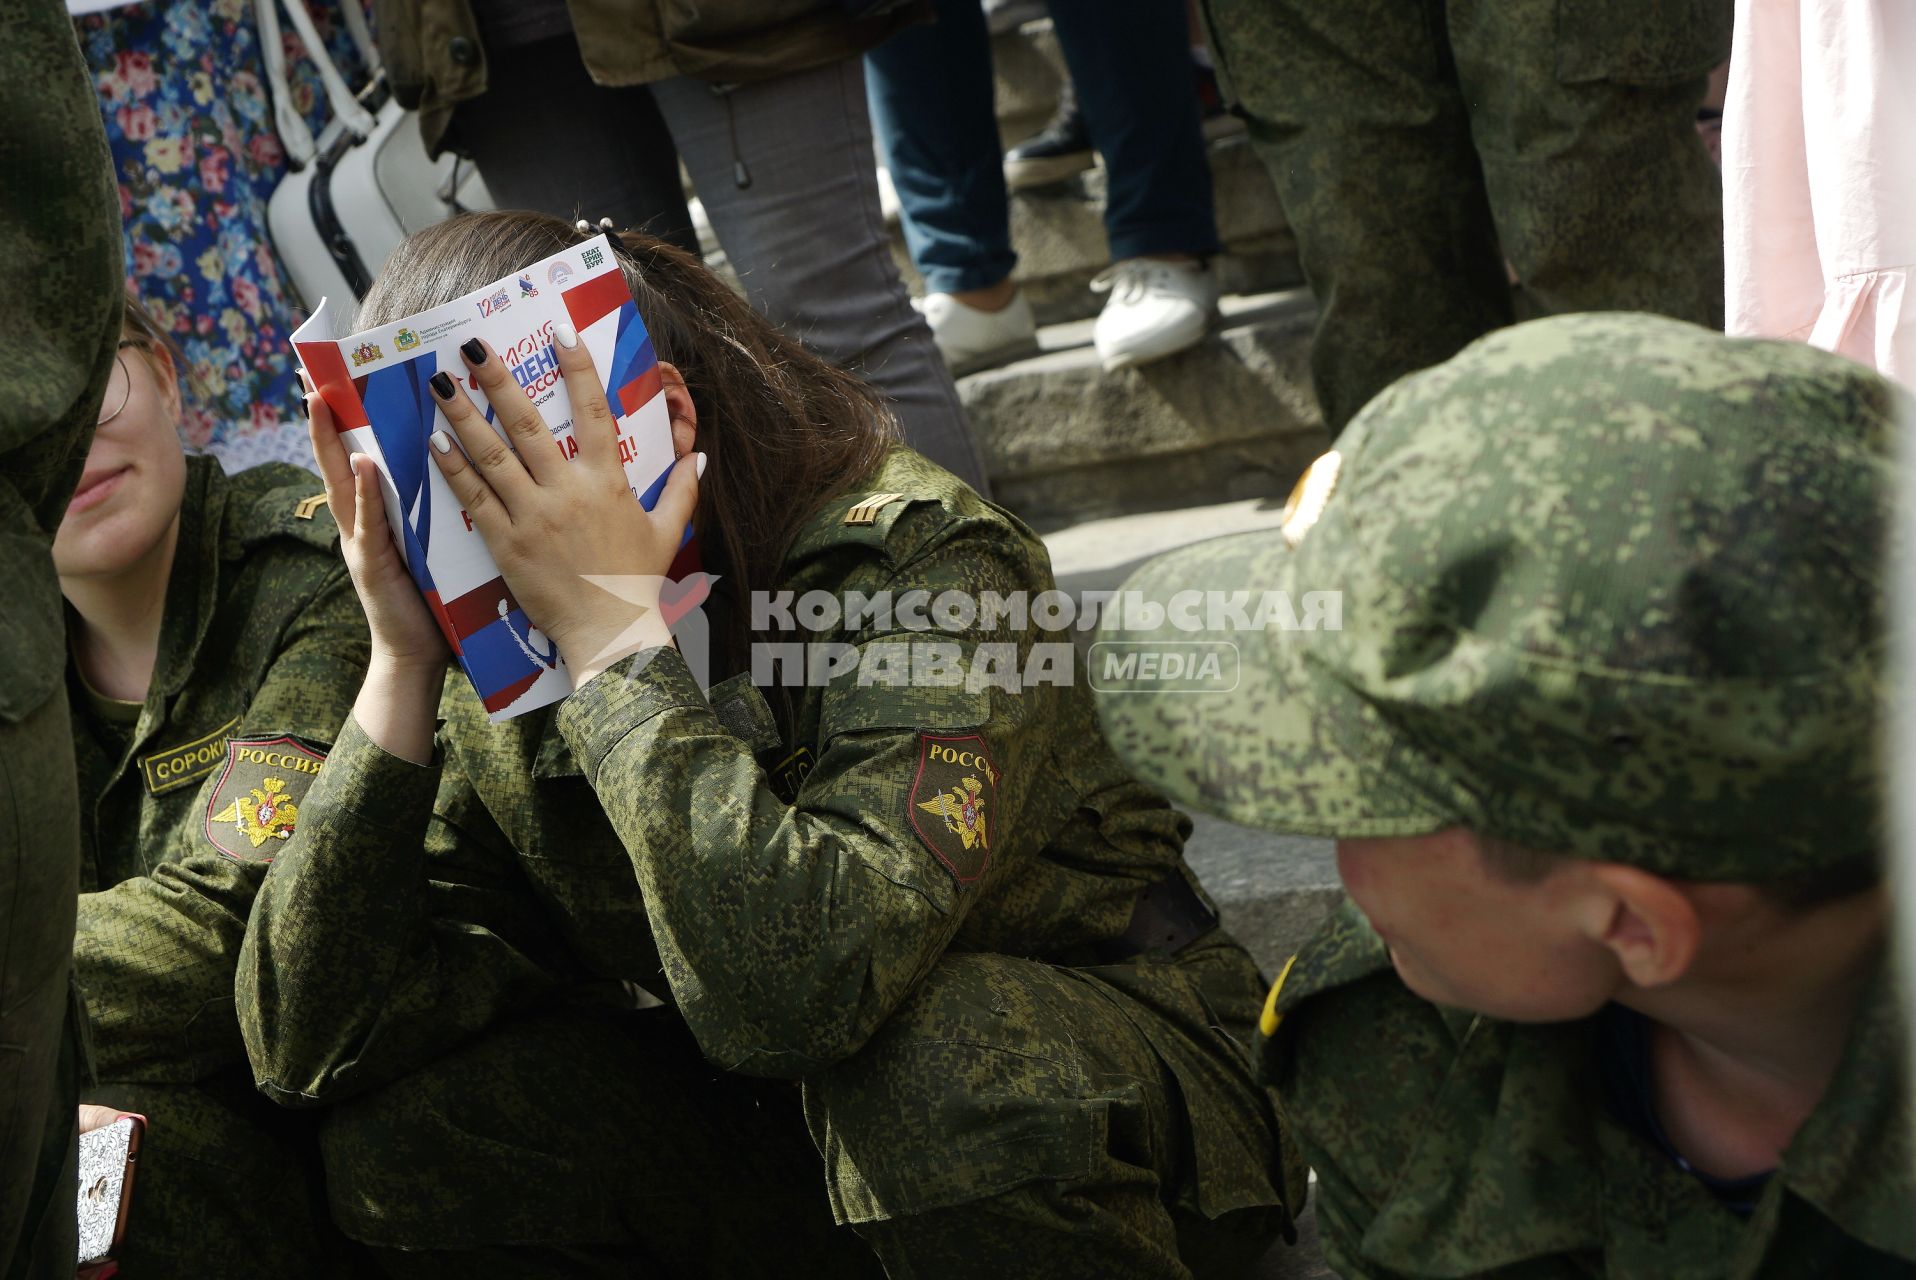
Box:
[1580,863,1700,989]
[659,361,696,459]
[143,342,184,431]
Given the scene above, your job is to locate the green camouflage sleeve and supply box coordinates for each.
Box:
[1269,903,1598,1280]
[557,524,1051,1077]
[0,5,122,1263]
[236,710,563,1106]
[73,565,369,1083]
[1278,981,1435,1280]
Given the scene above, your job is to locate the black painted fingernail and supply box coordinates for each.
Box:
[461,338,487,365]
[297,394,309,420]
[430,371,455,400]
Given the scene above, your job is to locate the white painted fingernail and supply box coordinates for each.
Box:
[554,322,578,350]
[695,452,707,478]
[430,431,453,455]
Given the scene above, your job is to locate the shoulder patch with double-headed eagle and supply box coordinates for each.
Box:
[909,733,999,884]
[204,735,327,862]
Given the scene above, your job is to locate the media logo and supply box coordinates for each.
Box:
[546,261,574,287]
[350,341,382,367]
[518,274,539,299]
[580,245,605,270]
[476,288,512,318]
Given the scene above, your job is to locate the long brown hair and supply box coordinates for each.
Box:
[356,210,900,680]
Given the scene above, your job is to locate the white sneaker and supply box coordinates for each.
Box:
[918,289,1040,376]
[875,165,901,226]
[1090,258,1219,371]
[984,0,1047,35]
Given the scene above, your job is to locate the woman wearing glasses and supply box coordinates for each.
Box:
[53,296,370,1274]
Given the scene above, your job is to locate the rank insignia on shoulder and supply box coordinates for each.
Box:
[293,493,328,520]
[204,735,327,863]
[909,733,999,884]
[843,492,905,526]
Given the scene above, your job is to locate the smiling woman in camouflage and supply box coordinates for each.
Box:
[236,211,1300,1278]
[54,294,370,1274]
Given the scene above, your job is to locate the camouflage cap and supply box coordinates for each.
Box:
[1094,313,1906,881]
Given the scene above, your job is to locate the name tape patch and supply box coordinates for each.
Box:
[139,717,241,795]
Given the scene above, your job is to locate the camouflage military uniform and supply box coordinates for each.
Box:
[239,447,1304,1277]
[69,457,370,1275]
[0,2,124,1274]
[1199,0,1729,433]
[1095,313,1914,1276]
[1258,902,1914,1278]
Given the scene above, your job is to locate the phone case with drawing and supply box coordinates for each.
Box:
[77,1113,143,1266]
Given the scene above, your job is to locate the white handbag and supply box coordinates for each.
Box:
[261,0,493,328]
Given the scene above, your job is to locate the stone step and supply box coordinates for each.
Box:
[1038,494,1342,979]
[1188,819,1340,980]
[890,132,1299,328]
[990,16,1069,147]
[968,288,1329,529]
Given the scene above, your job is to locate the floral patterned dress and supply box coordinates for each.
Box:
[76,1,370,468]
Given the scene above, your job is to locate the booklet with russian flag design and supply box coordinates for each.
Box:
[292,235,685,722]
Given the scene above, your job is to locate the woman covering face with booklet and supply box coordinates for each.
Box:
[237,210,1301,1278]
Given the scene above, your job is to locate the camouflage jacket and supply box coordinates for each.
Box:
[0,1,125,1270]
[239,449,1277,1202]
[1262,901,1916,1278]
[71,457,367,1084]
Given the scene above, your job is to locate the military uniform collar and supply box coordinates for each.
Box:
[1267,898,1392,1026]
[150,456,228,701]
[1277,905,1915,1274]
[1269,903,1606,1270]
[1774,962,1915,1262]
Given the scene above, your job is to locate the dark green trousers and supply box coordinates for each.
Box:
[317,1006,881,1279]
[1,693,82,1280]
[1203,0,1729,433]
[318,941,1293,1279]
[84,1071,363,1278]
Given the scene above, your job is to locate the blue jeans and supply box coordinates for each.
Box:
[866,0,1223,295]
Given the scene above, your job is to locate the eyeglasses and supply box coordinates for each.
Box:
[97,339,153,426]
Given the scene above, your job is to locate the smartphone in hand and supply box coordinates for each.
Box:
[76,1112,143,1265]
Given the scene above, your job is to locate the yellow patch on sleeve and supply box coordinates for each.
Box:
[139,716,240,795]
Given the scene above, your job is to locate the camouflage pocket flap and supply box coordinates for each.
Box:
[707,672,782,753]
[818,640,992,741]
